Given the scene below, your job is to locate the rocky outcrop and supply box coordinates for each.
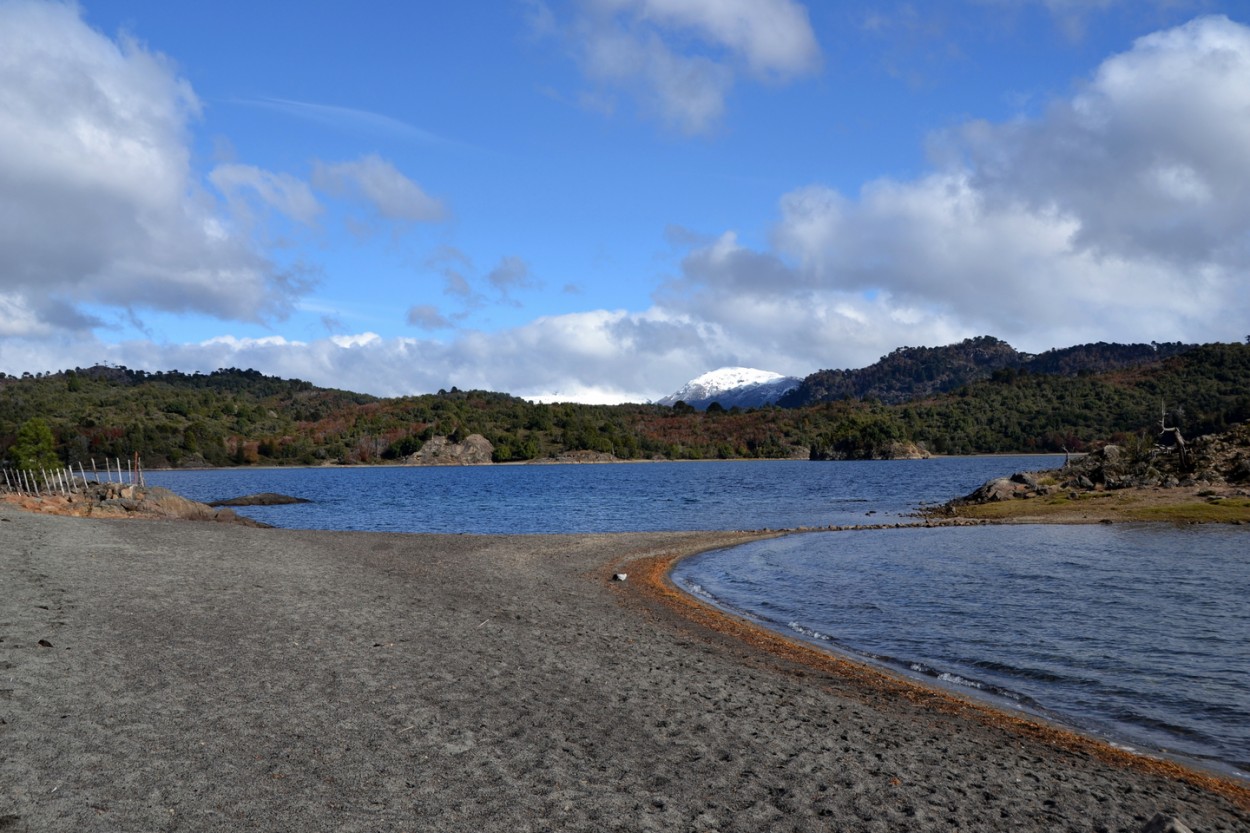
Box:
[2,483,269,526]
[956,471,1052,504]
[881,441,931,460]
[944,421,1250,510]
[810,441,931,461]
[547,450,620,464]
[405,434,494,466]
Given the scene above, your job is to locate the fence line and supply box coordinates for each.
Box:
[0,454,145,497]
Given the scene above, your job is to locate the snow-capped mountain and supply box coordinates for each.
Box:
[656,367,802,411]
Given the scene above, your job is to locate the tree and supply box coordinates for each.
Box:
[10,418,60,470]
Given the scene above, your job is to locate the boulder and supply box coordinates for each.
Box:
[407,434,495,466]
[1009,471,1038,489]
[1141,813,1193,833]
[963,477,1025,503]
[881,441,932,460]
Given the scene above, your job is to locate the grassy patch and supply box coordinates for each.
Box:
[948,492,1250,524]
[1124,498,1250,523]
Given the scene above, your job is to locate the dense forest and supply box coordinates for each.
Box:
[777,336,1197,407]
[2,341,1248,468]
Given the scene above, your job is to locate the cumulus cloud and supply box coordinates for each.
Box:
[7,12,1250,404]
[0,305,741,403]
[311,154,445,225]
[539,0,820,134]
[0,0,306,331]
[659,14,1250,367]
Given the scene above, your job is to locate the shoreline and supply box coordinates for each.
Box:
[623,532,1250,809]
[138,451,1064,473]
[3,507,1248,830]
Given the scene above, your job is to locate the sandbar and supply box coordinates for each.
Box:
[2,504,1247,831]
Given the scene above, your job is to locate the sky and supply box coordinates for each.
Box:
[2,0,1249,403]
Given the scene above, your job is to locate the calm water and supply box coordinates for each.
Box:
[147,457,1055,533]
[672,526,1250,780]
[145,457,1250,778]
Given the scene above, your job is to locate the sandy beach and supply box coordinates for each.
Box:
[2,504,1248,832]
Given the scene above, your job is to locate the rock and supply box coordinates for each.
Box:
[1009,471,1038,489]
[549,450,619,464]
[208,492,311,507]
[1141,813,1194,833]
[935,420,1250,516]
[880,441,931,460]
[407,434,495,466]
[982,478,1023,502]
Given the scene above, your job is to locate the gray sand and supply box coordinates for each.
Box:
[2,504,1247,832]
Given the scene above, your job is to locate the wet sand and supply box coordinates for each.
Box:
[2,504,1247,832]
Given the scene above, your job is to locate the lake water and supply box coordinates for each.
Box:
[672,525,1250,781]
[146,457,1050,533]
[146,457,1249,780]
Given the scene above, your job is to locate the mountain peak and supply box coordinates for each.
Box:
[657,367,800,410]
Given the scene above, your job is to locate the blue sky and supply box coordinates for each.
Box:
[2,0,1249,402]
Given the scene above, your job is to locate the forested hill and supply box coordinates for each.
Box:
[779,337,1196,407]
[2,342,1248,467]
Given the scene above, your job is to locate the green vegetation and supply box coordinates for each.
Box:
[9,417,60,470]
[1,342,1248,469]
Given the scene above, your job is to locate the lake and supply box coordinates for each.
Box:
[146,457,1249,780]
[146,456,1054,532]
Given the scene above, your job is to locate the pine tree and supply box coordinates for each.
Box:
[10,418,60,470]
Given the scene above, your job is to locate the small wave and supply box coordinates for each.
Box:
[907,662,984,690]
[681,580,714,600]
[905,661,1037,706]
[971,658,1068,684]
[788,622,833,642]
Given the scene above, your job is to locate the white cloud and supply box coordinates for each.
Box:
[209,164,323,225]
[0,306,740,402]
[622,0,821,78]
[0,0,305,330]
[311,155,445,224]
[6,12,1250,404]
[658,14,1250,366]
[542,0,821,134]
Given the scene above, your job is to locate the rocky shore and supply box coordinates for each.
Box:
[1,482,269,526]
[2,505,1247,831]
[933,421,1250,523]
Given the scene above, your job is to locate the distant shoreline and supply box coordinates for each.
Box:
[142,451,1067,473]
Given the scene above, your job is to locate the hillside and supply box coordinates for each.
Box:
[779,337,1196,407]
[2,341,1248,468]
